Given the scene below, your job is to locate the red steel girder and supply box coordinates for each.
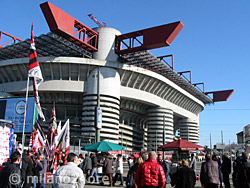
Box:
[0,31,23,48]
[115,21,184,55]
[178,71,192,84]
[193,83,205,93]
[40,2,98,52]
[157,54,174,70]
[205,89,234,102]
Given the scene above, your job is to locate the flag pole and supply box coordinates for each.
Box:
[20,22,33,167]
[20,76,30,166]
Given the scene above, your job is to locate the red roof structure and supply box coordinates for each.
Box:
[158,139,204,151]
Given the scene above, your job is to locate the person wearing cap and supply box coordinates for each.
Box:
[103,154,114,186]
[127,155,133,169]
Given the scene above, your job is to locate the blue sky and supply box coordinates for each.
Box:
[1,0,250,147]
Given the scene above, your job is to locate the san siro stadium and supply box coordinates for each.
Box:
[0,2,233,151]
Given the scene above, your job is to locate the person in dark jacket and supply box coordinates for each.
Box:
[22,152,35,188]
[175,160,196,188]
[157,154,171,185]
[103,154,114,186]
[90,153,99,182]
[0,151,22,188]
[221,154,231,188]
[232,153,250,188]
[21,152,29,185]
[170,160,182,187]
[83,153,92,178]
[126,157,143,188]
[34,154,46,188]
[200,153,220,188]
[232,156,241,188]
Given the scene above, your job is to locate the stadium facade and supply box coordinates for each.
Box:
[0,2,233,151]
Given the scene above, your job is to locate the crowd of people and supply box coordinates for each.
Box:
[0,150,48,188]
[0,150,249,188]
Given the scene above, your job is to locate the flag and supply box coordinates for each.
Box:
[9,127,15,157]
[54,121,61,149]
[47,104,57,149]
[28,131,35,152]
[47,106,58,172]
[28,23,45,121]
[48,120,69,172]
[52,138,63,173]
[55,119,70,164]
[62,120,70,164]
[29,120,49,155]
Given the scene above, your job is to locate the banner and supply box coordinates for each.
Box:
[0,125,12,165]
[0,97,36,133]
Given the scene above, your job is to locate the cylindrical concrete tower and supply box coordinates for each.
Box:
[82,67,120,143]
[93,27,121,61]
[147,107,174,151]
[179,117,199,144]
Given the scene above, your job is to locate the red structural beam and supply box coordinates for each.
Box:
[0,31,23,48]
[205,89,234,102]
[193,83,205,93]
[40,2,98,52]
[157,54,174,70]
[178,71,192,83]
[115,21,184,55]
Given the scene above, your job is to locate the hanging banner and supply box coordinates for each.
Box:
[0,124,14,165]
[0,97,36,133]
[95,107,102,129]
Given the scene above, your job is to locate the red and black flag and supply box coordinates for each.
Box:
[47,104,57,148]
[29,120,49,155]
[28,23,45,121]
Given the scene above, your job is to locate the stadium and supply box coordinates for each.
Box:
[0,2,233,151]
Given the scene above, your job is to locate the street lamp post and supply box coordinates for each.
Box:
[96,67,101,143]
[210,133,212,154]
[78,137,81,155]
[155,130,158,153]
[142,124,145,151]
[163,115,166,159]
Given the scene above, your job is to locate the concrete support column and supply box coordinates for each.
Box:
[147,107,174,151]
[93,27,121,62]
[82,67,120,143]
[179,117,200,144]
